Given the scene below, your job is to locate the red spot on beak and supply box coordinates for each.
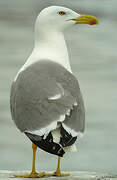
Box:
[90,20,96,25]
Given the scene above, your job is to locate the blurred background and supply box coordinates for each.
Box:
[0,0,117,174]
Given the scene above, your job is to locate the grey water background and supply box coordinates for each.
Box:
[0,0,117,174]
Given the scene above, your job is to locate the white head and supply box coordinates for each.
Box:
[35,6,98,32]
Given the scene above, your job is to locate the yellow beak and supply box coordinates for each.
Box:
[71,14,99,25]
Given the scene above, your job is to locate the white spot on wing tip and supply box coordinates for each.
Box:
[63,144,77,152]
[51,128,61,144]
[76,131,83,138]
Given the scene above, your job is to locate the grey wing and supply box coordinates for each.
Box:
[10,67,85,138]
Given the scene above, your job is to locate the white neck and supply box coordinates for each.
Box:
[25,26,72,72]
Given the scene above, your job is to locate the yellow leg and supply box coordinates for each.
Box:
[14,143,45,178]
[45,156,70,177]
[55,156,61,175]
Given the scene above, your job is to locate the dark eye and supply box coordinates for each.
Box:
[58,11,66,16]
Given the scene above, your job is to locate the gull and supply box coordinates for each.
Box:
[10,6,98,178]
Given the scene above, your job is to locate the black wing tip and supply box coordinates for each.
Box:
[60,125,77,147]
[25,132,65,157]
